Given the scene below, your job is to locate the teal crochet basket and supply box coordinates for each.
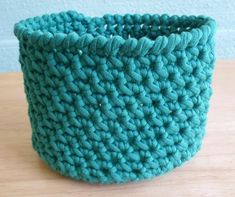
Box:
[14,11,216,184]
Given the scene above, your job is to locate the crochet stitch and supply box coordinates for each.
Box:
[14,11,216,184]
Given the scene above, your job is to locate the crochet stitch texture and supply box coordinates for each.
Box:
[14,11,216,184]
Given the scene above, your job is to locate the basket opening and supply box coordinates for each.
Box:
[20,13,208,41]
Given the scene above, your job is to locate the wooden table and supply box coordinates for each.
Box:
[0,61,234,197]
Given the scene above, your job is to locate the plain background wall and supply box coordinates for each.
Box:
[0,0,234,72]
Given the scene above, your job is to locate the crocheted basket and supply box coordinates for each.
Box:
[14,11,216,184]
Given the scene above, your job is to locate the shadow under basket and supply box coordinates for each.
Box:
[14,11,216,184]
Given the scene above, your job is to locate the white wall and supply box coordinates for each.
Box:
[0,0,235,72]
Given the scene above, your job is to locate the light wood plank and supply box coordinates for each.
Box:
[0,60,235,197]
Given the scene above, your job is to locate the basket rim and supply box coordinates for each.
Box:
[14,10,216,56]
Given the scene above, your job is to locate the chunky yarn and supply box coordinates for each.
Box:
[14,11,216,184]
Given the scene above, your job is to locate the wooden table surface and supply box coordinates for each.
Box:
[0,60,235,197]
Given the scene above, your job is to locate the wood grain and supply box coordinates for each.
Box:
[0,60,235,197]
